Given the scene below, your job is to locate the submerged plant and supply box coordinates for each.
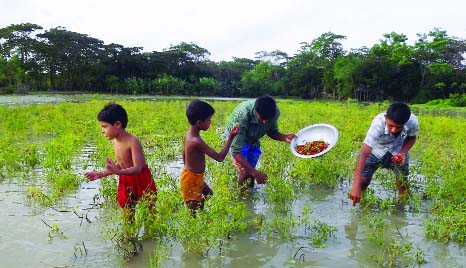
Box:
[304,218,337,248]
[26,186,52,206]
[41,220,67,240]
[365,213,387,246]
[378,239,425,268]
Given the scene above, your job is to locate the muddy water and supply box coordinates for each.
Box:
[0,177,112,267]
[1,162,466,268]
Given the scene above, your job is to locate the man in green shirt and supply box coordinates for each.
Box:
[225,95,296,189]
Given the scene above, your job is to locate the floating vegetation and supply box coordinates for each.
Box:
[41,219,67,240]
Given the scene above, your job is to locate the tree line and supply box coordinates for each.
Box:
[1,23,465,103]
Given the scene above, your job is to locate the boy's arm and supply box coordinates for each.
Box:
[399,136,416,155]
[84,169,112,181]
[201,124,239,162]
[395,136,416,163]
[396,115,419,162]
[107,137,146,176]
[349,143,372,205]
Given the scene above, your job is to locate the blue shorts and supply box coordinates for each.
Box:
[362,153,409,180]
[225,130,262,167]
[237,143,262,168]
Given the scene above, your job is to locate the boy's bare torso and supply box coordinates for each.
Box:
[113,133,141,169]
[183,131,206,174]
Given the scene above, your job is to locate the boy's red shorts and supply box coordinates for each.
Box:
[117,165,157,208]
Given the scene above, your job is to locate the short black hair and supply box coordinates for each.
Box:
[97,103,128,128]
[186,100,215,125]
[254,95,277,120]
[386,102,411,125]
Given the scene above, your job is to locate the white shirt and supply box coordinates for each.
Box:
[363,113,419,159]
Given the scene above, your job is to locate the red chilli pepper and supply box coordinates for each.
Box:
[391,154,403,164]
[295,140,329,156]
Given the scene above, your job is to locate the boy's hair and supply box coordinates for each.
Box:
[97,103,128,128]
[186,100,215,125]
[254,95,277,120]
[386,102,411,125]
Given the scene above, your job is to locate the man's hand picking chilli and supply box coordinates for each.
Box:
[349,184,361,206]
[391,153,404,164]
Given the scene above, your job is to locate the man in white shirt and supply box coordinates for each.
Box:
[349,102,420,206]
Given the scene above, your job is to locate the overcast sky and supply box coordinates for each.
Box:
[1,0,465,61]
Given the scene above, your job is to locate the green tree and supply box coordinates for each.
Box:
[284,32,346,98]
[428,62,455,98]
[413,28,466,101]
[153,74,186,95]
[241,61,284,97]
[196,77,220,96]
[36,26,106,90]
[0,23,43,62]
[160,42,212,84]
[285,45,322,98]
[102,43,146,81]
[105,75,121,94]
[254,50,289,66]
[369,32,421,101]
[333,51,366,98]
[0,55,24,92]
[124,77,145,95]
[216,57,257,96]
[309,32,346,98]
[0,23,45,90]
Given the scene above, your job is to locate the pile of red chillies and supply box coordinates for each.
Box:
[295,140,329,156]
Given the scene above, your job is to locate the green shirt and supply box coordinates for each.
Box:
[225,99,280,153]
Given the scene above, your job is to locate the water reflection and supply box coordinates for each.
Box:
[344,210,410,267]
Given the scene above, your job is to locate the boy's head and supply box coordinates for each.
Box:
[254,95,277,123]
[97,103,128,128]
[385,102,411,134]
[186,100,215,125]
[386,102,411,125]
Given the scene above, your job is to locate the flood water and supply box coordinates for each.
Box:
[1,94,466,268]
[2,164,466,268]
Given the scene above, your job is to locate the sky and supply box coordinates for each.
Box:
[1,0,465,62]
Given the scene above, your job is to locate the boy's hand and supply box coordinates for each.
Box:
[230,124,240,137]
[105,157,120,174]
[84,171,100,181]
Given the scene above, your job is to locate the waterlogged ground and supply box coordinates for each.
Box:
[2,162,465,268]
[1,94,466,268]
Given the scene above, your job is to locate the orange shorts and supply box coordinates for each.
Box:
[117,165,157,208]
[180,168,205,202]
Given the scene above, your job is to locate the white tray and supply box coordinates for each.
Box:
[290,123,339,158]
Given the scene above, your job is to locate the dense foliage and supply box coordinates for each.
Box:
[1,23,466,102]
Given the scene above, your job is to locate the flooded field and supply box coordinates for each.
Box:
[1,94,465,267]
[2,168,465,267]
